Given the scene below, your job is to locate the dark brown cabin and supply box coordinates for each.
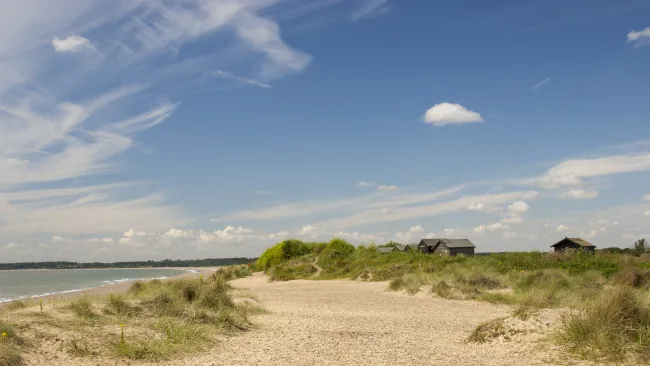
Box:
[417,238,475,256]
[550,237,596,253]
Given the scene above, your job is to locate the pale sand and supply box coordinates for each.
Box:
[10,271,603,365]
[159,273,592,366]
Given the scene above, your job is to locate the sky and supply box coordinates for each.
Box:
[1,0,650,262]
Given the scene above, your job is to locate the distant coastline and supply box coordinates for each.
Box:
[0,257,255,270]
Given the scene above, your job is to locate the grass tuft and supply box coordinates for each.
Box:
[556,287,650,362]
[68,297,96,319]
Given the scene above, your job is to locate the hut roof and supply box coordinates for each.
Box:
[551,237,595,248]
[420,238,475,249]
[377,247,395,254]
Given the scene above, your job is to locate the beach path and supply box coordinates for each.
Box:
[167,272,576,366]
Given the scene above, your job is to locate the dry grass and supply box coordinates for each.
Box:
[0,265,259,363]
[0,322,22,366]
[556,287,650,363]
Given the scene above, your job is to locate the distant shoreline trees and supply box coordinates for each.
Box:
[0,258,255,270]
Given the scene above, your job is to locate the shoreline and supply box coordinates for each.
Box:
[0,267,218,306]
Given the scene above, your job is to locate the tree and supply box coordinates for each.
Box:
[633,238,648,255]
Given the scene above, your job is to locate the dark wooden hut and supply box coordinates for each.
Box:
[550,237,596,253]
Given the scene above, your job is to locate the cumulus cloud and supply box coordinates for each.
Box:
[475,222,509,234]
[299,225,316,235]
[646,211,650,217]
[501,217,524,224]
[409,225,424,233]
[52,236,65,242]
[357,181,377,187]
[627,27,650,46]
[503,231,517,239]
[560,189,599,200]
[52,35,91,52]
[467,202,485,211]
[556,224,570,232]
[5,243,19,249]
[422,103,484,127]
[642,195,650,201]
[507,201,530,214]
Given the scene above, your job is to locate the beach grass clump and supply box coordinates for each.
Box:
[467,317,509,343]
[556,287,650,362]
[267,262,317,282]
[68,297,97,319]
[106,294,140,317]
[0,322,22,366]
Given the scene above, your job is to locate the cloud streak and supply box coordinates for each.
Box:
[532,77,550,90]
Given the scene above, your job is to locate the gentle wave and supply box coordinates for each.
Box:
[0,270,184,303]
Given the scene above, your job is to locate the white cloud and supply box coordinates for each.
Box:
[580,230,598,239]
[312,190,537,229]
[467,202,485,211]
[501,217,524,224]
[507,201,530,214]
[536,174,583,189]
[356,181,377,187]
[409,225,424,233]
[503,231,517,239]
[52,236,65,242]
[536,153,650,188]
[299,225,316,235]
[560,189,599,200]
[476,222,510,233]
[351,0,391,22]
[4,243,18,250]
[422,103,484,127]
[646,211,650,217]
[212,70,271,89]
[642,195,650,201]
[443,228,462,237]
[627,27,650,46]
[52,35,91,52]
[84,237,113,244]
[377,185,399,191]
[532,77,550,91]
[556,224,570,232]
[213,185,464,222]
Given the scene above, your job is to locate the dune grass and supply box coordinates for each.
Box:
[0,265,258,363]
[0,322,22,366]
[259,239,650,363]
[555,287,650,363]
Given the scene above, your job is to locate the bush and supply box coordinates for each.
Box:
[317,238,355,268]
[611,266,650,288]
[257,240,311,271]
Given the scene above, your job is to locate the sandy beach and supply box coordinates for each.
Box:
[161,273,592,366]
[5,271,606,365]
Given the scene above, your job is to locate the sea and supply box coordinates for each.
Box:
[0,268,191,303]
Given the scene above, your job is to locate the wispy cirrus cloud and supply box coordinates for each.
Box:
[532,77,550,90]
[0,0,320,244]
[351,0,392,22]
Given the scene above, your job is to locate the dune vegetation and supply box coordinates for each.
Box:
[258,238,650,363]
[0,265,259,365]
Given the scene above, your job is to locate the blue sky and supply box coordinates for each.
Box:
[1,0,650,262]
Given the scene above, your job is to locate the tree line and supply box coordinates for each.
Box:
[0,258,255,270]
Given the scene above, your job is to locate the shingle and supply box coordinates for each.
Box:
[443,239,476,248]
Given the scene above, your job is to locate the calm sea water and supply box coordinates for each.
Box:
[0,268,187,302]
